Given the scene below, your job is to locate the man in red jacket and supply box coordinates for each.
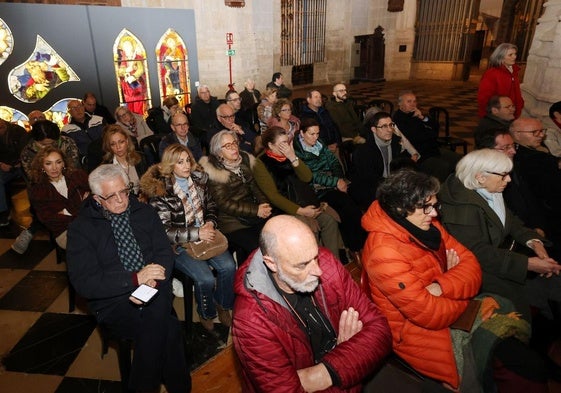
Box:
[232,215,392,393]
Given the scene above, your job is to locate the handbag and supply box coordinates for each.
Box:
[183,229,228,261]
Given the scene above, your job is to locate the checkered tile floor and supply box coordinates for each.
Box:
[0,80,480,393]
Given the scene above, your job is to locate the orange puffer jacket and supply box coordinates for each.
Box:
[361,201,482,389]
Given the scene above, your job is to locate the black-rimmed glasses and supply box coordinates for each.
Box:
[374,123,396,130]
[97,186,131,203]
[486,171,511,180]
[421,202,441,215]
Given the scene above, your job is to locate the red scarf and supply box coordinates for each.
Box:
[265,150,287,162]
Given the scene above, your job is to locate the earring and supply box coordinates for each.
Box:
[41,168,46,173]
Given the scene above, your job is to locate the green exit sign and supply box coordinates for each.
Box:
[226,49,236,56]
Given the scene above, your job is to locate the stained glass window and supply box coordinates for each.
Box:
[0,18,14,66]
[113,29,151,116]
[45,98,78,130]
[0,106,27,128]
[8,35,80,103]
[156,29,191,109]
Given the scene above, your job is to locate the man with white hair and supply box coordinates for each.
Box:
[189,84,220,146]
[67,164,191,393]
[232,215,391,392]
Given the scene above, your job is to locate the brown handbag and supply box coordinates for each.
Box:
[183,229,229,261]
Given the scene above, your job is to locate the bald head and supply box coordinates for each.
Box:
[510,117,546,149]
[332,84,347,102]
[260,215,321,293]
[28,110,46,126]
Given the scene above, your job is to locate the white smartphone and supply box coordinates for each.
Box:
[131,284,158,303]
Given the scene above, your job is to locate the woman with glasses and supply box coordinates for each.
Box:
[102,125,148,196]
[439,149,561,323]
[363,169,548,392]
[349,111,413,211]
[267,98,300,142]
[257,86,278,133]
[200,130,272,265]
[478,43,524,118]
[28,146,89,249]
[114,106,153,148]
[140,144,235,332]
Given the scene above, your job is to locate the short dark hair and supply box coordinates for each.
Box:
[272,72,282,82]
[31,120,60,141]
[474,128,510,150]
[261,126,287,148]
[376,169,440,219]
[299,117,319,132]
[368,111,392,128]
[486,95,502,114]
[549,101,561,120]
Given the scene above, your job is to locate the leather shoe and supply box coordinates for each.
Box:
[216,305,232,327]
[199,317,215,332]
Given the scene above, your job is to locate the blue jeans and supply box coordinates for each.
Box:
[174,247,236,319]
[0,168,23,213]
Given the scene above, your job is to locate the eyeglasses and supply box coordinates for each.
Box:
[375,123,396,130]
[420,202,441,215]
[221,141,239,150]
[486,171,511,180]
[280,108,292,112]
[219,114,236,120]
[97,186,131,203]
[494,144,516,152]
[515,128,547,136]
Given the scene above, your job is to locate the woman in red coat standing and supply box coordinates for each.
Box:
[477,43,524,118]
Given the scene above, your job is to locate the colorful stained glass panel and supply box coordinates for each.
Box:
[155,28,191,108]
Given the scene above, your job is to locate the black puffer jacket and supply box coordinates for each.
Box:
[140,165,218,245]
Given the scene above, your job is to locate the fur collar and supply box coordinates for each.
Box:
[199,152,256,185]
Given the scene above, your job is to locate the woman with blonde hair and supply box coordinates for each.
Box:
[102,124,148,195]
[268,98,300,142]
[140,144,236,332]
[257,86,278,133]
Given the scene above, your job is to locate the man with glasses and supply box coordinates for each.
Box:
[67,164,191,393]
[325,83,365,145]
[511,117,561,259]
[210,103,256,153]
[158,112,202,160]
[225,89,254,134]
[475,95,516,135]
[349,111,409,211]
[232,215,391,392]
[393,90,460,182]
[61,99,104,161]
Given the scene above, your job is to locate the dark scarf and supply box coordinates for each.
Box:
[106,207,144,272]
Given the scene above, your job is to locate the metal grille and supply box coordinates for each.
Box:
[281,0,326,66]
[413,0,477,62]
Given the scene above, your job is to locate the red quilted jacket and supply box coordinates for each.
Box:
[477,64,524,118]
[232,248,392,393]
[361,201,481,389]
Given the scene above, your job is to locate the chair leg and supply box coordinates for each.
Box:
[68,281,76,313]
[117,339,133,393]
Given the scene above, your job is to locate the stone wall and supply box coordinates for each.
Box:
[121,0,416,94]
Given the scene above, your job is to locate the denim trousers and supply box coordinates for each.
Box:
[0,168,23,213]
[174,247,236,319]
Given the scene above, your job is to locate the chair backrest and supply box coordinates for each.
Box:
[139,134,163,165]
[428,106,450,137]
[292,97,307,118]
[367,99,394,116]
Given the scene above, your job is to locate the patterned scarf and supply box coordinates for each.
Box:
[106,207,144,272]
[174,175,204,227]
[298,133,323,156]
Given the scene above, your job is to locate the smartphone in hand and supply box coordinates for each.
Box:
[131,284,158,304]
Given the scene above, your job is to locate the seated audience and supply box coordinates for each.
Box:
[102,125,148,196]
[61,99,104,161]
[28,147,89,249]
[239,78,261,113]
[393,90,459,182]
[300,89,342,153]
[257,86,278,133]
[294,118,366,262]
[267,98,300,142]
[159,112,203,161]
[189,85,220,143]
[349,112,412,211]
[252,126,341,258]
[265,72,292,99]
[114,106,154,147]
[83,92,115,124]
[325,83,364,144]
[363,169,548,392]
[200,130,272,264]
[209,104,257,154]
[546,100,561,157]
[474,95,516,136]
[474,128,548,238]
[145,96,179,135]
[232,215,392,392]
[439,149,561,323]
[0,118,29,226]
[140,144,236,332]
[13,120,80,255]
[67,164,191,393]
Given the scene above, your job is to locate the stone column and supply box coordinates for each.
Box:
[522,0,561,128]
